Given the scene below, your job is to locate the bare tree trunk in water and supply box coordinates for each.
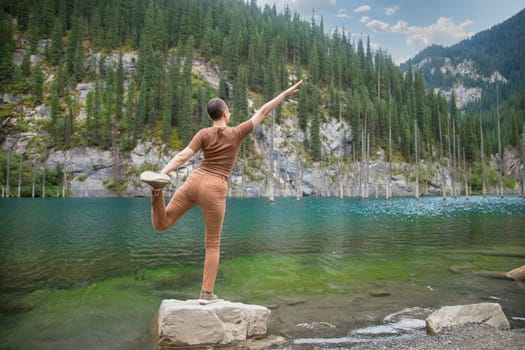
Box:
[447,115,452,199]
[463,148,469,200]
[32,160,36,198]
[415,120,419,200]
[479,110,487,196]
[339,106,344,199]
[268,111,275,202]
[387,94,392,200]
[365,132,370,199]
[438,112,446,200]
[295,109,302,201]
[6,149,11,197]
[451,120,458,198]
[42,161,46,198]
[520,122,525,197]
[496,84,503,198]
[359,128,365,198]
[17,155,22,197]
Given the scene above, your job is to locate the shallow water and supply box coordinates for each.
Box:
[1,196,524,349]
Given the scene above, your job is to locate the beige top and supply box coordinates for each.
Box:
[187,120,254,179]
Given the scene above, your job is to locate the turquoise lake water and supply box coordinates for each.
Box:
[1,196,524,349]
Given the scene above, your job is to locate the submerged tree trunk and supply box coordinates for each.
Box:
[42,165,46,198]
[112,136,120,196]
[496,85,503,197]
[295,109,302,201]
[17,155,22,198]
[452,121,457,198]
[447,114,453,199]
[32,160,36,198]
[480,111,487,197]
[386,94,392,199]
[6,149,11,198]
[365,132,370,199]
[463,148,469,200]
[338,106,344,199]
[520,122,525,197]
[268,111,275,202]
[438,112,446,200]
[415,120,419,200]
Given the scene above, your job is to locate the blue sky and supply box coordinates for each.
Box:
[256,0,524,64]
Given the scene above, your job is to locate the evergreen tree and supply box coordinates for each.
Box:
[309,87,322,160]
[161,75,173,144]
[49,19,63,65]
[298,82,308,131]
[133,79,146,143]
[64,94,73,148]
[178,37,194,145]
[0,10,15,82]
[85,90,96,145]
[49,82,61,146]
[21,49,32,77]
[218,75,228,102]
[40,0,55,36]
[168,54,182,127]
[73,26,84,83]
[32,63,44,104]
[66,17,80,76]
[232,67,248,124]
[121,79,135,151]
[115,52,124,121]
[137,1,164,125]
[28,13,39,53]
[16,0,30,31]
[90,8,103,49]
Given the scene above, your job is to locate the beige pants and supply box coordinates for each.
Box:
[152,169,227,292]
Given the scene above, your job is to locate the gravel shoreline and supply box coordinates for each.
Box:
[347,324,525,350]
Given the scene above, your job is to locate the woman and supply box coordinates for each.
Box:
[140,80,303,303]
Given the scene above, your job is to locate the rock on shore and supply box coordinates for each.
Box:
[425,302,510,335]
[157,299,273,349]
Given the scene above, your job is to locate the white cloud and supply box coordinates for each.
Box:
[385,6,400,16]
[391,17,475,46]
[366,19,390,32]
[360,16,370,24]
[336,8,351,19]
[354,5,371,13]
[256,0,336,15]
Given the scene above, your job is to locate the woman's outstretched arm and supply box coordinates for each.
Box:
[250,80,303,128]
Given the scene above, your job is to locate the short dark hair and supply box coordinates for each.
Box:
[207,98,228,121]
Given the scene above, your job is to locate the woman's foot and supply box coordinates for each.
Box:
[199,291,222,305]
[140,171,170,189]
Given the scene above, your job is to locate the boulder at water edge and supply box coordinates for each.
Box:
[157,299,271,349]
[425,302,510,335]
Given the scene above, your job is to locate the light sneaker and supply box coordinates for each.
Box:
[140,171,170,189]
[199,291,222,305]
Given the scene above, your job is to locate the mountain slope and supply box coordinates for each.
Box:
[404,8,525,109]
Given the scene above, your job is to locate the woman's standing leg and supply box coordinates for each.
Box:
[198,175,228,293]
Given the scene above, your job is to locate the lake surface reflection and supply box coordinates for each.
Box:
[1,196,524,349]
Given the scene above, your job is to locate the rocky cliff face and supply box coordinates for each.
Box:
[3,95,521,198]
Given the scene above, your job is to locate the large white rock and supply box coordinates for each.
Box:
[157,299,271,348]
[425,302,510,335]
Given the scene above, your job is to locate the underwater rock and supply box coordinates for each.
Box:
[425,302,510,335]
[370,290,391,297]
[157,299,270,349]
[507,265,525,281]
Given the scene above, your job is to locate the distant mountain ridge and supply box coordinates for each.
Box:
[403,8,525,110]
